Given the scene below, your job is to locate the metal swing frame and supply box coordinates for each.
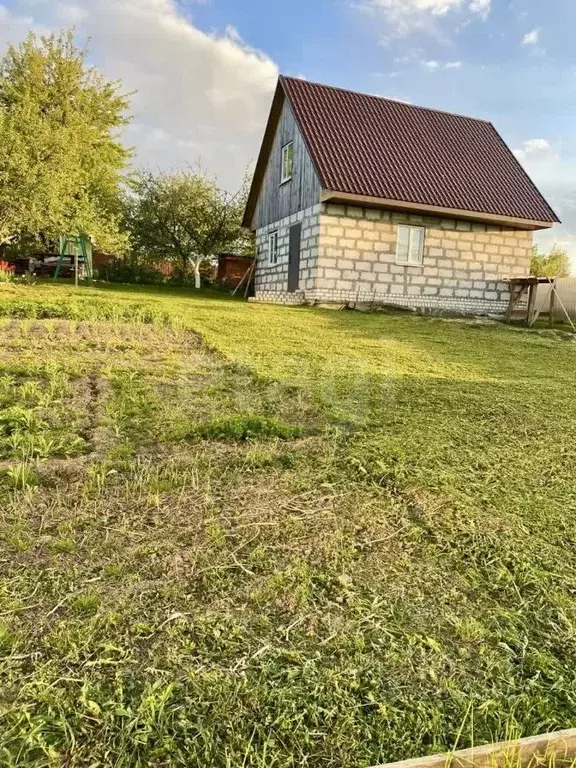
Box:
[54,234,93,283]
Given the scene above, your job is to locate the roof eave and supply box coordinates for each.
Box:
[321,190,558,231]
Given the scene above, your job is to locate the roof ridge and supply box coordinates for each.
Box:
[279,74,493,125]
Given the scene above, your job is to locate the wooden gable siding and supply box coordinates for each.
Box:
[252,99,321,230]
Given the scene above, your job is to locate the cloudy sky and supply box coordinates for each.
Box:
[1,0,575,261]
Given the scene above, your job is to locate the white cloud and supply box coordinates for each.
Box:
[522,28,539,45]
[358,0,490,35]
[514,139,576,268]
[368,0,462,16]
[468,0,490,20]
[392,49,463,71]
[521,28,545,56]
[513,138,555,162]
[393,48,424,62]
[422,59,463,71]
[0,0,279,191]
[526,138,551,151]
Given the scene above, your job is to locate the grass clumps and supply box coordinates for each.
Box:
[0,366,88,461]
[0,464,38,489]
[0,295,172,325]
[191,414,303,442]
[71,593,101,615]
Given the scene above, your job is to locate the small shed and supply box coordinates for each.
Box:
[217,254,254,288]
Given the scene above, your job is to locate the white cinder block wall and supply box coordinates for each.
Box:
[253,205,321,305]
[253,203,534,314]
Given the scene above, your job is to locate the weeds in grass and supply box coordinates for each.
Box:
[1,463,38,489]
[191,414,303,441]
[0,295,173,325]
[50,537,76,554]
[0,284,575,767]
[0,619,15,645]
[0,362,88,461]
[71,593,101,615]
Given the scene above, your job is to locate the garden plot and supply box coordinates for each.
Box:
[0,318,314,468]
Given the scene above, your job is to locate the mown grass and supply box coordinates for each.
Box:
[1,281,576,767]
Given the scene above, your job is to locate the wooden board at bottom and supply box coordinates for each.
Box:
[371,728,576,768]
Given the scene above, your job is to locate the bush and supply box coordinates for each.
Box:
[0,260,15,283]
[164,259,215,287]
[530,245,571,278]
[102,257,165,285]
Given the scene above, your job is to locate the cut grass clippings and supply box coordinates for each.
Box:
[0,281,576,767]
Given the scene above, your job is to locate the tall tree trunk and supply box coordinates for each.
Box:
[194,261,201,289]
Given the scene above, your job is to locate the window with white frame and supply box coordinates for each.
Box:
[396,225,424,265]
[281,142,294,183]
[268,231,279,265]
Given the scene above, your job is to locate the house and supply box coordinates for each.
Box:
[243,76,559,314]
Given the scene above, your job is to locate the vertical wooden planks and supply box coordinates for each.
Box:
[253,100,321,230]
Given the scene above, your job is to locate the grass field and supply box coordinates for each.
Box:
[1,281,576,768]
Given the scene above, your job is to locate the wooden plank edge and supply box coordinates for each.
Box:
[321,190,555,231]
[369,728,576,768]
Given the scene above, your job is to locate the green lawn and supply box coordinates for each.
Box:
[1,281,576,767]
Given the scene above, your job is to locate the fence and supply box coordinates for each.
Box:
[532,277,576,323]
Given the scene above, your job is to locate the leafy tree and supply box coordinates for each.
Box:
[125,168,253,288]
[0,30,131,252]
[530,245,571,278]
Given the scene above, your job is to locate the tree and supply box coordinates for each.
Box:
[0,30,131,252]
[125,168,253,288]
[530,245,571,278]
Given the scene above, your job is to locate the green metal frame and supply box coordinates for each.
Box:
[54,234,93,280]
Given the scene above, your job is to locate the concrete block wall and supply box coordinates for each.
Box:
[252,204,320,304]
[252,202,535,315]
[309,204,534,314]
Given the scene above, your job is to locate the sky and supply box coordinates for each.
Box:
[1,0,575,263]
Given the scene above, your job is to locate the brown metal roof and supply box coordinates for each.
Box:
[274,76,558,225]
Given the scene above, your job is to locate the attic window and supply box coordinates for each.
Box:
[281,142,294,184]
[396,225,424,265]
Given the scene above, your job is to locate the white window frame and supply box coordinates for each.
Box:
[280,142,294,184]
[396,225,425,265]
[268,230,279,265]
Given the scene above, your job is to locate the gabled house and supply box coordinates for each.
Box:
[243,76,559,313]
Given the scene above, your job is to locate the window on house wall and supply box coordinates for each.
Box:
[281,142,294,184]
[268,231,279,265]
[396,225,424,265]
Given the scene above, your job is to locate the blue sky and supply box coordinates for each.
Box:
[1,0,574,260]
[186,0,576,155]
